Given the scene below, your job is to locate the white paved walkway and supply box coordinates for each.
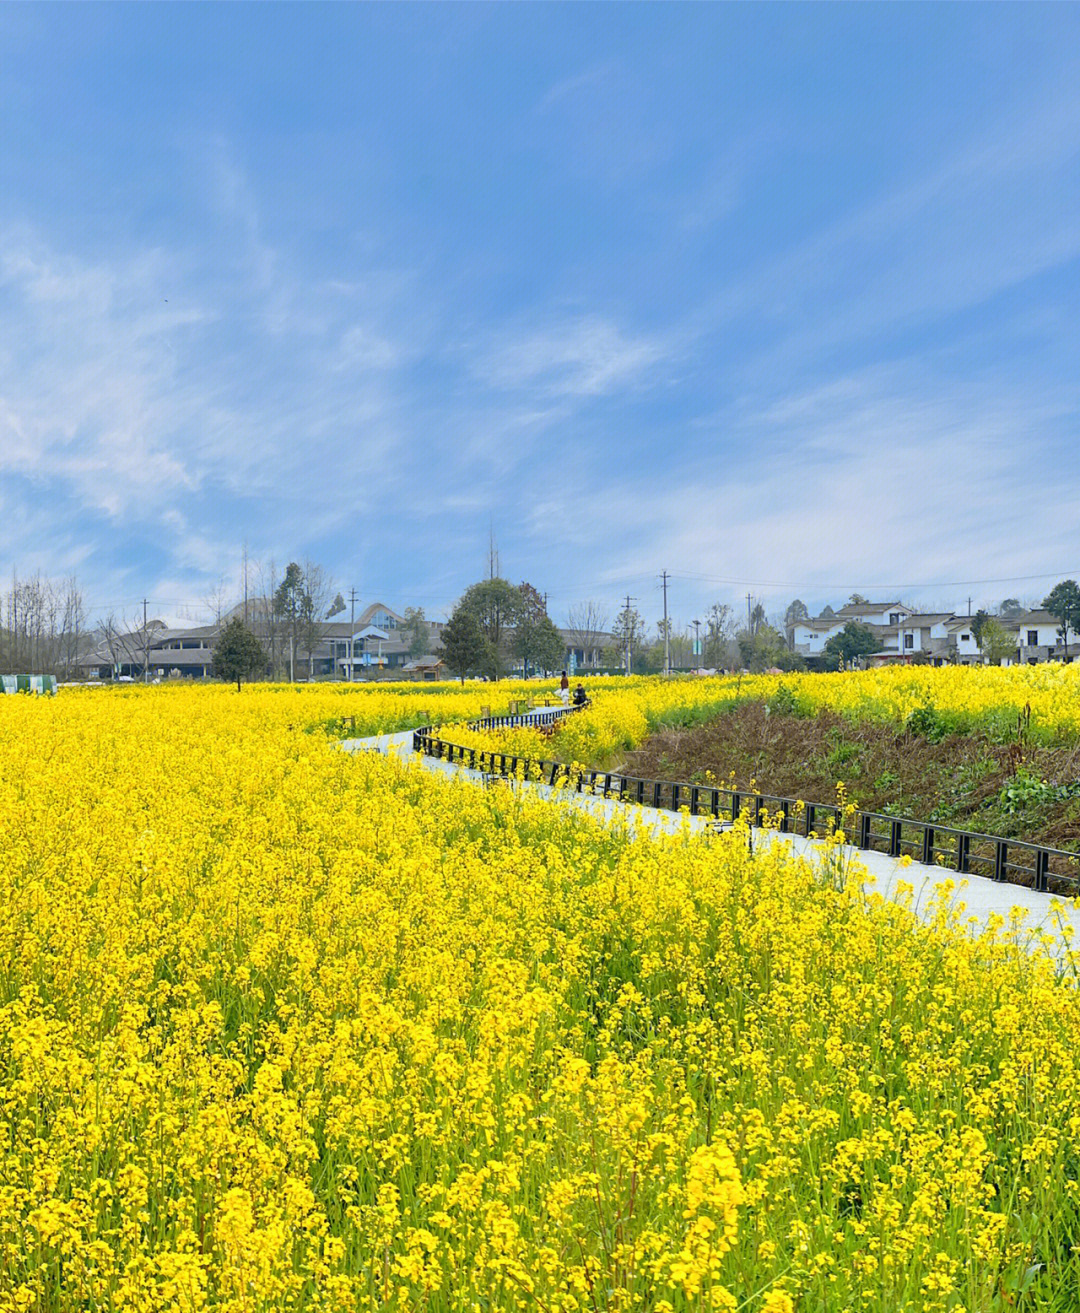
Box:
[342,720,1077,949]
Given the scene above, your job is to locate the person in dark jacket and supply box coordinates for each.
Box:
[572,683,588,708]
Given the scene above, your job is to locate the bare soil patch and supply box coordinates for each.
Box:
[620,701,1080,851]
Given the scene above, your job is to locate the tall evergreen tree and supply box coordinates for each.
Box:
[438,607,488,684]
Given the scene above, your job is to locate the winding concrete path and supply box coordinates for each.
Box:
[341,719,1076,951]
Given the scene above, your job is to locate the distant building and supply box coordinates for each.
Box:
[791,601,1078,667]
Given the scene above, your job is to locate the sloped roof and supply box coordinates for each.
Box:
[357,601,404,626]
[834,600,909,617]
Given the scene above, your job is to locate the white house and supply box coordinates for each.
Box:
[1014,610,1079,663]
[833,600,916,627]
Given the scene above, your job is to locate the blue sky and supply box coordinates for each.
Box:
[2,4,1079,635]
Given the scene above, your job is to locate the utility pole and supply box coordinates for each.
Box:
[967,596,972,617]
[661,570,670,676]
[746,592,752,633]
[348,587,358,681]
[143,598,149,683]
[693,618,701,666]
[242,544,249,625]
[623,594,636,676]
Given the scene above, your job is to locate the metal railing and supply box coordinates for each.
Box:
[411,724,1080,895]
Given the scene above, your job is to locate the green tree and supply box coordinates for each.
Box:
[736,623,790,672]
[273,562,307,680]
[438,607,488,684]
[1043,580,1080,658]
[823,621,883,667]
[703,602,733,669]
[979,618,1016,666]
[784,599,810,647]
[402,607,428,658]
[999,598,1023,619]
[971,610,989,646]
[212,618,266,691]
[514,585,564,676]
[516,613,565,676]
[457,578,525,680]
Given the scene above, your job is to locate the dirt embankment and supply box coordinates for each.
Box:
[620,701,1080,851]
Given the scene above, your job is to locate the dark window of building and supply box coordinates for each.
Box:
[1027,630,1039,647]
[904,633,914,650]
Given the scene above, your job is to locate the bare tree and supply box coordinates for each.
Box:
[56,576,87,679]
[565,601,609,669]
[1,571,89,677]
[254,558,285,678]
[100,612,145,677]
[299,559,335,678]
[202,577,234,626]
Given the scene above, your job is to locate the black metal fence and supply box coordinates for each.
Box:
[411,721,1080,896]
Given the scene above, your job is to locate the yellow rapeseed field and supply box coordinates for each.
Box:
[450,663,1080,767]
[3,679,1080,1311]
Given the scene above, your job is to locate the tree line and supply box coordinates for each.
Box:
[0,573,86,677]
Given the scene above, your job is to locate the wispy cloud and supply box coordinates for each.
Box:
[713,85,1080,370]
[475,315,672,397]
[525,364,1080,616]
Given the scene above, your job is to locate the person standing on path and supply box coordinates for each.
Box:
[559,670,570,705]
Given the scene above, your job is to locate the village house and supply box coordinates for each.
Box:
[74,599,615,682]
[791,600,1079,666]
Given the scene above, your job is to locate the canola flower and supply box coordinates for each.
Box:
[453,662,1080,768]
[2,682,1080,1310]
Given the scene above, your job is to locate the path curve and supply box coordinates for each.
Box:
[341,717,1075,950]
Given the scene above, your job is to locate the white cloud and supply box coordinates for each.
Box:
[521,366,1079,617]
[476,315,671,397]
